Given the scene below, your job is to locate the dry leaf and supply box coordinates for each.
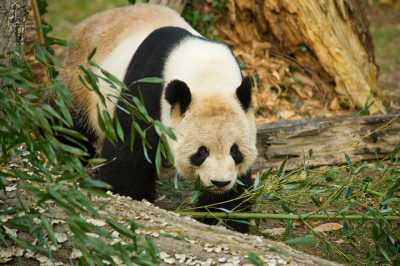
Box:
[293,220,303,226]
[293,72,316,87]
[329,97,340,111]
[314,223,343,232]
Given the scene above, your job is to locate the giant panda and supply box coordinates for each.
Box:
[56,4,258,233]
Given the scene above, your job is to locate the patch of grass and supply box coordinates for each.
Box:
[370,25,400,65]
[43,0,129,40]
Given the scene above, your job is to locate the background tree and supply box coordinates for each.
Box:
[194,0,386,115]
[0,0,30,87]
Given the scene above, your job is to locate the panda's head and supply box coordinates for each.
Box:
[164,77,257,193]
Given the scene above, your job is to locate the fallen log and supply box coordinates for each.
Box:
[1,177,342,265]
[253,111,400,172]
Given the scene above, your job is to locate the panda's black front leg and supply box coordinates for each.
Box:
[196,171,253,233]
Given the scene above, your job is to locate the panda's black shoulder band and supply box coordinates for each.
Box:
[165,80,192,116]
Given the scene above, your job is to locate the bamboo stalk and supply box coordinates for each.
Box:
[30,0,45,44]
[177,212,400,221]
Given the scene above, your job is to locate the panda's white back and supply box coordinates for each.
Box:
[59,4,200,143]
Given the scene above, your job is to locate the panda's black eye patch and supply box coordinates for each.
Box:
[230,143,243,164]
[190,146,209,166]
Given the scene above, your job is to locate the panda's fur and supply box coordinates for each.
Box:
[57,4,257,233]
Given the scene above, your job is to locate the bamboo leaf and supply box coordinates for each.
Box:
[248,252,264,266]
[311,196,321,207]
[345,185,354,198]
[107,219,135,239]
[254,171,260,189]
[382,197,398,205]
[155,143,162,176]
[142,141,152,164]
[378,244,392,263]
[40,215,59,250]
[190,191,200,204]
[130,123,135,151]
[281,184,296,190]
[114,114,124,142]
[260,167,272,181]
[344,153,351,165]
[287,237,316,244]
[277,157,288,177]
[134,77,165,84]
[88,48,97,60]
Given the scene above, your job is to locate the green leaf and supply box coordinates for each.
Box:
[87,158,107,164]
[248,252,264,266]
[345,185,354,198]
[133,122,151,148]
[217,208,233,213]
[382,197,398,205]
[277,157,288,177]
[155,144,162,176]
[134,77,165,84]
[281,184,296,190]
[389,142,400,158]
[114,114,124,142]
[311,196,320,207]
[129,123,136,151]
[190,191,200,204]
[260,167,272,181]
[160,134,174,165]
[235,178,245,186]
[45,37,76,47]
[308,149,313,158]
[40,215,59,250]
[154,120,176,140]
[142,141,152,164]
[378,244,392,263]
[344,153,351,165]
[194,175,201,191]
[88,47,97,61]
[145,237,159,260]
[0,232,8,247]
[286,237,316,244]
[99,66,128,91]
[107,219,135,238]
[52,126,88,141]
[254,171,260,189]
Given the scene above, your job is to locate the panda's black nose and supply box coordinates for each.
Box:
[211,180,231,187]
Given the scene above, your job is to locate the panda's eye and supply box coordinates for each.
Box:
[230,143,243,164]
[190,146,209,166]
[230,145,238,153]
[199,146,209,156]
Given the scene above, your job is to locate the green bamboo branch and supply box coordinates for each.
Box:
[176,212,400,221]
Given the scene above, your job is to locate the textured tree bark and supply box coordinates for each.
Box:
[254,111,400,172]
[148,0,187,14]
[0,0,30,73]
[217,0,385,114]
[1,177,342,265]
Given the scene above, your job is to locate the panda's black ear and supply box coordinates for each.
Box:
[236,76,253,111]
[165,80,192,116]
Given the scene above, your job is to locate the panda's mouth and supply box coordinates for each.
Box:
[209,183,233,194]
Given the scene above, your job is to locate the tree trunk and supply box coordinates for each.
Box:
[148,0,187,14]
[214,0,385,115]
[254,111,400,172]
[0,0,30,76]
